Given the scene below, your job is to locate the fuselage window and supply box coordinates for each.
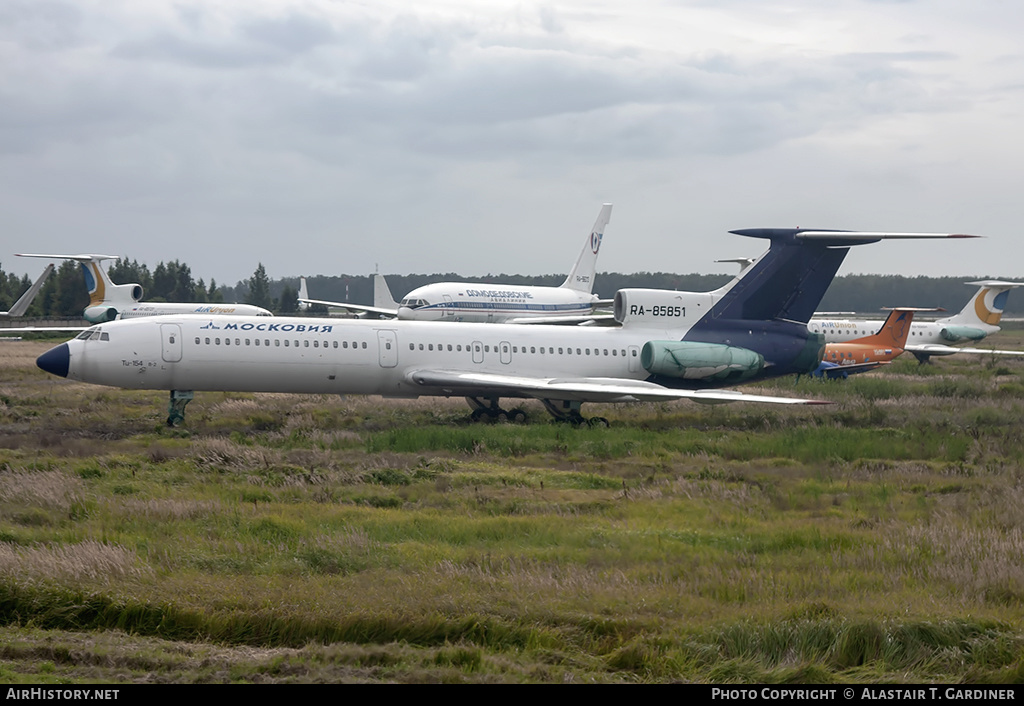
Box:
[409,343,415,350]
[362,342,367,349]
[457,345,462,352]
[612,349,617,356]
[304,340,310,348]
[284,340,289,347]
[333,341,338,348]
[255,339,260,346]
[246,339,251,346]
[485,345,490,353]
[419,343,424,351]
[585,348,590,355]
[386,342,392,350]
[630,349,636,357]
[169,335,176,344]
[429,344,434,351]
[294,340,299,347]
[275,340,280,347]
[215,338,221,345]
[194,337,200,344]
[558,347,564,354]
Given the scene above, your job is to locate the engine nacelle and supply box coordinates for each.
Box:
[940,326,987,342]
[83,305,118,323]
[613,288,714,327]
[641,341,765,382]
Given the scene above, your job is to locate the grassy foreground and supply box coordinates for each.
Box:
[2,336,1024,683]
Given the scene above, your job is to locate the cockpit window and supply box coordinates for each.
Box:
[400,298,428,309]
[76,330,95,340]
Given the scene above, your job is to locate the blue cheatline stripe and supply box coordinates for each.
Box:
[417,302,594,313]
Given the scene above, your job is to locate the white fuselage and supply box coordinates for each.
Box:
[62,315,662,397]
[808,317,998,346]
[398,283,602,323]
[115,303,274,319]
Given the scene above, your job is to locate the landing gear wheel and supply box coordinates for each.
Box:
[167,390,194,427]
[587,416,610,428]
[508,408,528,423]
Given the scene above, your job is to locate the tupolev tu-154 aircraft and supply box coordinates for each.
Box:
[809,280,1023,362]
[17,253,272,324]
[36,227,977,426]
[299,204,615,324]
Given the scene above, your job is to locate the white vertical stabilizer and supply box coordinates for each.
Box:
[561,203,612,294]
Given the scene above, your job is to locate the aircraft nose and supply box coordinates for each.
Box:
[37,343,70,378]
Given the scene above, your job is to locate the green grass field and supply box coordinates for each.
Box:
[2,335,1024,683]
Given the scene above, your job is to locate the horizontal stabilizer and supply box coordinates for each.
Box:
[17,253,120,262]
[730,229,981,246]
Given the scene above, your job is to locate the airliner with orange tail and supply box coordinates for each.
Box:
[811,308,922,378]
[809,281,1024,362]
[16,254,271,323]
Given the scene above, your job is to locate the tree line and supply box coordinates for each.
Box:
[1,257,1020,317]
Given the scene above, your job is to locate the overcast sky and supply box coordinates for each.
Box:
[2,0,1022,285]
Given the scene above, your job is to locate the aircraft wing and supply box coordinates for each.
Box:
[0,326,85,335]
[906,343,1024,357]
[405,369,829,405]
[297,297,398,317]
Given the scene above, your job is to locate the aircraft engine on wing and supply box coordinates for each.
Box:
[641,341,765,383]
[940,326,987,342]
[83,305,119,323]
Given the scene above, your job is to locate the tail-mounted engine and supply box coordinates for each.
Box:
[613,289,714,327]
[641,340,764,383]
[83,305,118,323]
[939,326,986,342]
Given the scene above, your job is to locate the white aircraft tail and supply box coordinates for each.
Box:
[297,277,310,311]
[561,203,612,294]
[17,253,142,307]
[374,274,399,309]
[942,280,1023,328]
[1,264,54,316]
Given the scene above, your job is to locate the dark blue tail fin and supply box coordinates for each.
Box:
[705,228,977,324]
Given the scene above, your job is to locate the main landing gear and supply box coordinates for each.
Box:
[540,399,609,428]
[167,390,194,427]
[465,396,528,423]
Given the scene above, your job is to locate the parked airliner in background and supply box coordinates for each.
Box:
[298,274,397,317]
[809,280,1023,362]
[17,253,272,323]
[36,227,976,426]
[299,204,615,324]
[811,308,924,379]
[0,264,53,317]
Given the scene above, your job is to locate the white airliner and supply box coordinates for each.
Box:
[299,204,615,324]
[35,228,976,426]
[0,264,53,317]
[809,280,1023,362]
[16,253,272,324]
